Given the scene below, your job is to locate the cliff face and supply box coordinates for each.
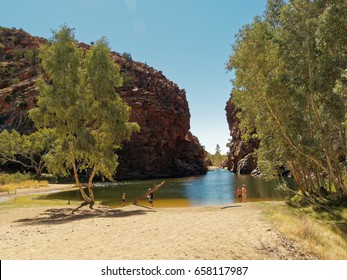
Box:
[0,27,207,178]
[112,53,207,178]
[225,99,259,174]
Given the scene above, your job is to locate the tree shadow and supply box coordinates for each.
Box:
[132,203,154,210]
[15,205,156,226]
[338,223,347,235]
[221,204,242,209]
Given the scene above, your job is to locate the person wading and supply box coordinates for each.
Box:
[241,184,247,203]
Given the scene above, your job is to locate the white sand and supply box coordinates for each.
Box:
[0,200,315,260]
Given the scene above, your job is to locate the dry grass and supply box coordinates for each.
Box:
[260,202,347,260]
[0,173,48,193]
[0,180,49,193]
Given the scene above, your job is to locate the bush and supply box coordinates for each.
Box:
[286,192,310,207]
[17,100,27,108]
[4,94,13,103]
[13,48,25,60]
[122,52,133,61]
[0,172,33,185]
[0,173,48,193]
[125,62,136,71]
[11,77,20,85]
[122,73,133,86]
[24,49,39,66]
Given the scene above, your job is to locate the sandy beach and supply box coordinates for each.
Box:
[0,185,316,260]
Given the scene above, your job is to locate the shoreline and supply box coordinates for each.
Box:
[0,183,76,201]
[207,166,223,170]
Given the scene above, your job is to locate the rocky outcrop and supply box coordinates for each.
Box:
[113,56,207,178]
[0,27,207,178]
[225,99,259,174]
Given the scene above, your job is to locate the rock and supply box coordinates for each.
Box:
[205,158,213,167]
[0,27,207,179]
[225,99,259,174]
[251,167,262,176]
[237,153,257,174]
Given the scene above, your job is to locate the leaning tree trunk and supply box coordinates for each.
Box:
[86,163,97,208]
[71,146,92,204]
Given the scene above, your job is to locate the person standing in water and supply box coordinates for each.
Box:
[122,192,126,207]
[236,187,242,203]
[147,188,154,207]
[241,184,247,203]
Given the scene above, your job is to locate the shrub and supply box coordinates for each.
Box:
[0,172,33,185]
[11,77,20,85]
[122,52,133,61]
[0,173,48,193]
[122,73,133,86]
[4,94,13,103]
[17,100,27,108]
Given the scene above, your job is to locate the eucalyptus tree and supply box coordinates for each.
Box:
[228,0,347,204]
[29,26,139,207]
[279,0,347,199]
[0,128,57,178]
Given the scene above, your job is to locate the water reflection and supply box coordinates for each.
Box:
[184,169,235,206]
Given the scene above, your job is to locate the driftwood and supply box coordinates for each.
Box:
[132,181,165,205]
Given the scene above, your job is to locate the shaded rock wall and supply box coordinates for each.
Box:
[0,27,207,178]
[225,99,259,174]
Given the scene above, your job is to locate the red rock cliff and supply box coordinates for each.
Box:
[225,98,259,174]
[0,27,207,178]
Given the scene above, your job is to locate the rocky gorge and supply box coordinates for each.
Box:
[0,27,207,179]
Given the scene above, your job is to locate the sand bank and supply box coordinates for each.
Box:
[0,183,75,201]
[0,200,315,260]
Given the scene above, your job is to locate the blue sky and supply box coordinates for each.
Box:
[1,0,267,154]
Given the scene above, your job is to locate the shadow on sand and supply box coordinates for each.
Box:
[221,204,242,209]
[15,204,156,226]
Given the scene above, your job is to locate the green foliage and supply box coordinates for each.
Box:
[0,128,57,177]
[122,52,133,61]
[122,73,134,87]
[29,25,139,204]
[0,172,33,185]
[205,144,227,167]
[4,94,13,103]
[24,48,39,66]
[0,172,48,194]
[215,144,221,155]
[228,0,347,204]
[11,77,19,85]
[16,100,27,108]
[12,48,26,60]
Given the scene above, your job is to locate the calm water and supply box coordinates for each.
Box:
[35,169,295,207]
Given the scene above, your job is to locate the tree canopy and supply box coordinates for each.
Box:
[0,128,57,177]
[29,25,139,206]
[228,0,347,205]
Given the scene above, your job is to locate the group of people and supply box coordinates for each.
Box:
[236,184,247,203]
